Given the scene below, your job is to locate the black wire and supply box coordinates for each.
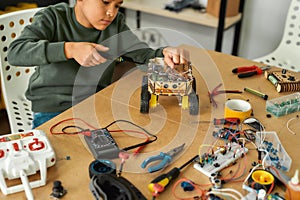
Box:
[104,119,157,151]
[179,155,199,170]
[62,125,87,134]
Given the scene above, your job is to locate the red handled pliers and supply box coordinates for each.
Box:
[232,65,270,78]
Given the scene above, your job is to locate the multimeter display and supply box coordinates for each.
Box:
[84,128,120,159]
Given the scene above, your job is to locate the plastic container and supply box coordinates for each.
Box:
[266,92,300,117]
[255,131,292,172]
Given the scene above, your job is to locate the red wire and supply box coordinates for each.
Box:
[50,117,98,135]
[171,177,205,200]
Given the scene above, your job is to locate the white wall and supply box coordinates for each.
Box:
[124,0,292,60]
[240,0,291,59]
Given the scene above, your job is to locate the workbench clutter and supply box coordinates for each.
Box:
[206,0,240,17]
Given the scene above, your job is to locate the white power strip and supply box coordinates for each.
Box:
[193,143,248,177]
[0,130,56,199]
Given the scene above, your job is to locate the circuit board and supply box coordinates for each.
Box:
[193,143,248,177]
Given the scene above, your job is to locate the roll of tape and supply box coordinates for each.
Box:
[224,99,252,121]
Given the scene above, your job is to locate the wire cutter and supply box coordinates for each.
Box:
[232,65,270,78]
[140,143,185,173]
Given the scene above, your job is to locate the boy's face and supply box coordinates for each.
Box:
[76,0,123,30]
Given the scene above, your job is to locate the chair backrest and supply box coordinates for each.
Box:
[0,8,42,133]
[255,0,300,72]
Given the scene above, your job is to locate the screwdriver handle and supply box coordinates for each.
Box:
[148,167,180,193]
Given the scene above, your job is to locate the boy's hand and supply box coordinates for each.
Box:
[162,47,190,68]
[64,42,109,67]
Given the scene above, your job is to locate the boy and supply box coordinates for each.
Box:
[8,0,190,128]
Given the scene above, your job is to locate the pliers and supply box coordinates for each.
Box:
[232,65,270,78]
[140,143,185,173]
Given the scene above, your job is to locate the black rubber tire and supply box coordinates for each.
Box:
[192,77,197,93]
[189,93,199,115]
[140,76,150,113]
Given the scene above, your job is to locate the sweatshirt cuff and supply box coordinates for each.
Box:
[46,41,67,62]
[155,47,165,57]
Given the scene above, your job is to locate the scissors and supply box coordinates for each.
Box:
[232,65,271,78]
[141,143,185,173]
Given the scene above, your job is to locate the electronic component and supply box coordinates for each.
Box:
[247,169,275,191]
[193,143,248,177]
[212,127,241,142]
[84,128,120,159]
[265,69,300,92]
[266,92,300,117]
[50,180,67,199]
[256,131,291,171]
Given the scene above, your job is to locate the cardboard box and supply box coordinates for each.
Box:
[206,0,240,17]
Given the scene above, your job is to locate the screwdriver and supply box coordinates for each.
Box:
[148,155,198,198]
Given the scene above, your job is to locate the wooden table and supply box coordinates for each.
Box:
[121,0,245,55]
[2,46,299,199]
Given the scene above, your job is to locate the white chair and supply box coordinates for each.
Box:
[0,8,42,133]
[254,0,300,72]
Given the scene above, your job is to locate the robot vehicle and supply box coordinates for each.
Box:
[140,57,199,115]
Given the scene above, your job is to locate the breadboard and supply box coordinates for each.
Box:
[193,143,248,177]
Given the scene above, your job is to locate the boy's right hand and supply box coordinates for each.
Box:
[64,42,109,67]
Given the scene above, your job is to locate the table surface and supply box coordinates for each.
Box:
[122,0,242,29]
[2,45,300,199]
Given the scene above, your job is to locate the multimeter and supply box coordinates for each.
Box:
[84,128,120,159]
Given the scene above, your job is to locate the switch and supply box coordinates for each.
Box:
[29,138,45,151]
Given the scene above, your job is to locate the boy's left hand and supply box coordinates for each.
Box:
[162,47,190,68]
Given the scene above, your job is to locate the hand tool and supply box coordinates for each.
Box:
[148,155,199,198]
[232,65,271,78]
[141,144,185,173]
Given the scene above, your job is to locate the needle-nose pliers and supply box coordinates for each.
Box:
[141,143,185,173]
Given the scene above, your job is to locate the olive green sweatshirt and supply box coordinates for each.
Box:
[8,3,163,112]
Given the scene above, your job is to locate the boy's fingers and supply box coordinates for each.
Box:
[94,44,109,52]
